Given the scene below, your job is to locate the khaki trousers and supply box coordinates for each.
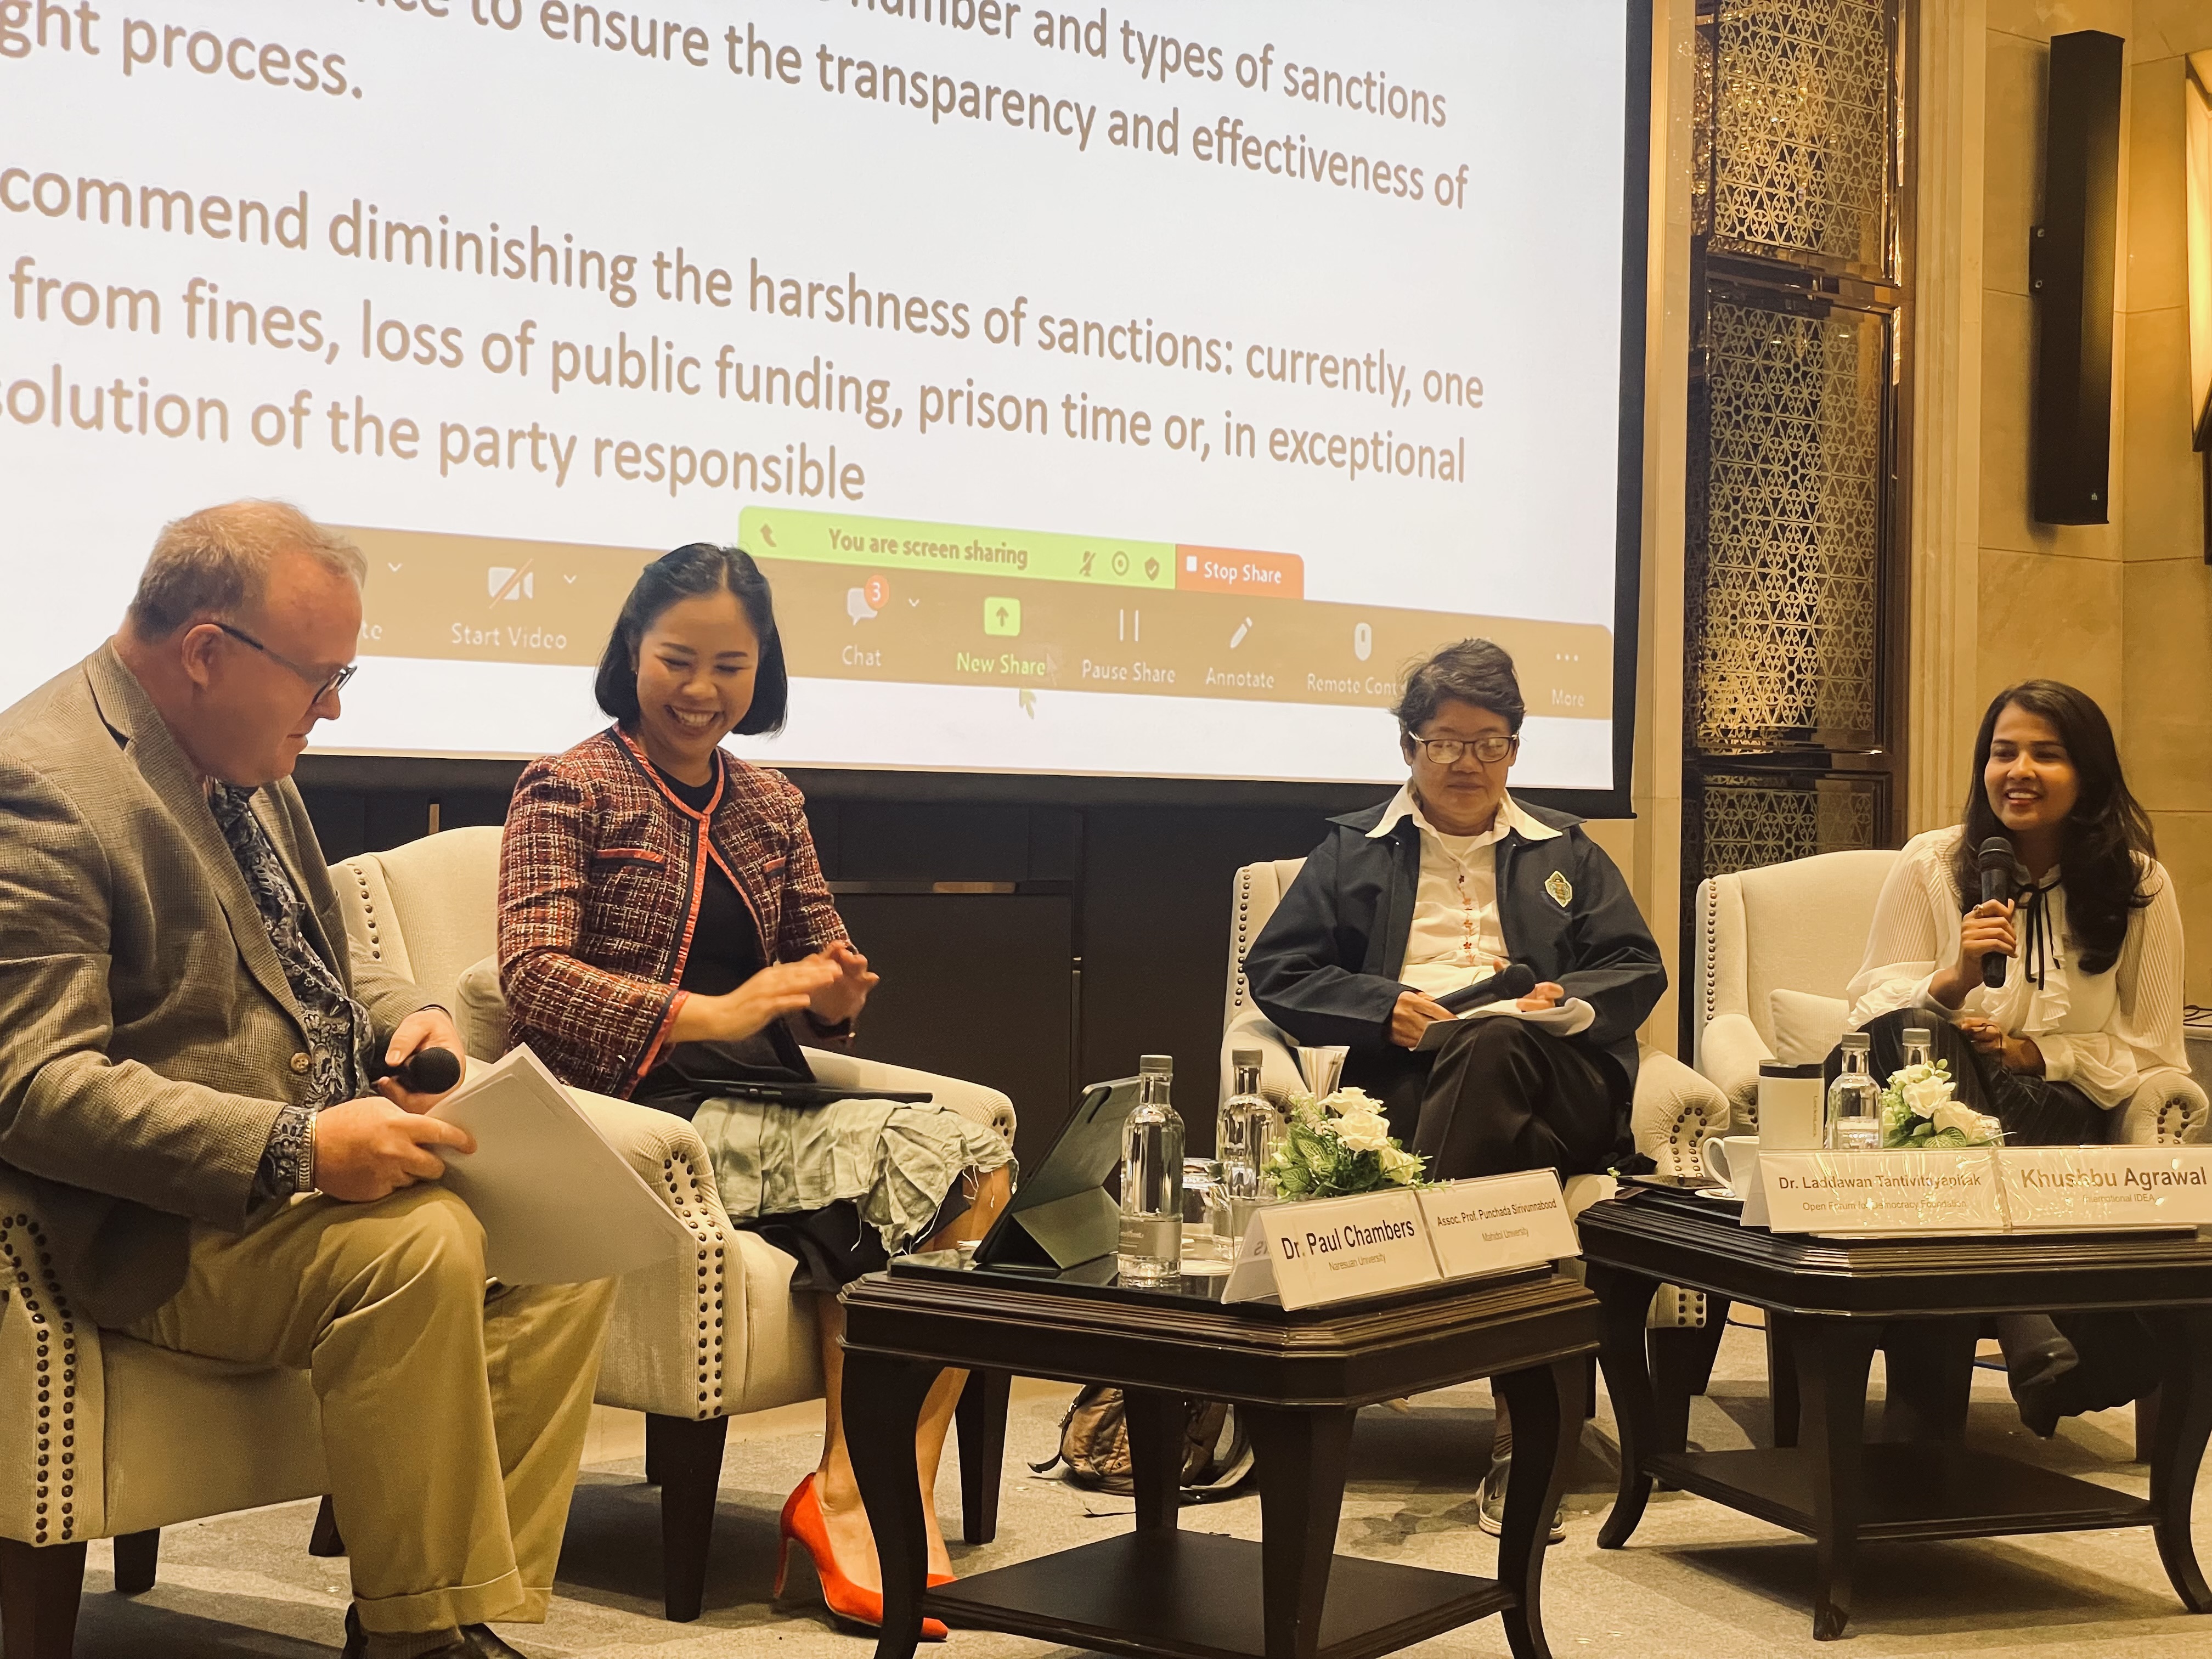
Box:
[126,1184,616,1634]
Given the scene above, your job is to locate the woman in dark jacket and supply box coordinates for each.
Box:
[1245,637,1664,1541]
[499,544,1010,1637]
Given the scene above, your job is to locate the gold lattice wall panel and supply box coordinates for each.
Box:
[1698,775,1880,878]
[1708,0,1891,273]
[1691,301,1882,751]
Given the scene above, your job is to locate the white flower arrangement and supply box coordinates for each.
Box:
[1264,1086,1429,1199]
[1878,1058,2003,1149]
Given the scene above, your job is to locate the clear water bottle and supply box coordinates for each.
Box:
[1901,1026,1934,1072]
[1826,1032,1883,1150]
[1217,1048,1284,1202]
[1118,1055,1184,1285]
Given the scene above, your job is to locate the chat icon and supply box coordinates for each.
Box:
[847,586,878,625]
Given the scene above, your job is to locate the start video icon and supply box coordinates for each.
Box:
[488,565,534,602]
[983,597,1022,636]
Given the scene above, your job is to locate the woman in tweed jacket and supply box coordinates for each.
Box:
[498,544,1010,1632]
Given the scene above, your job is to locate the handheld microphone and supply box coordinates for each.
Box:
[1976,835,2018,990]
[371,1045,462,1096]
[1437,962,1538,1014]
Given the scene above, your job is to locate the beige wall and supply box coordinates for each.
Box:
[1978,3,2130,721]
[1959,1,2212,996]
[1605,0,1695,1053]
[2119,16,2212,1000]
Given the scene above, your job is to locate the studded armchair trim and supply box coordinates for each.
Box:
[335,854,416,989]
[2122,1069,2211,1148]
[1229,863,1259,1019]
[1697,875,1721,1034]
[582,1094,758,1421]
[661,1152,729,1419]
[344,862,381,960]
[0,1207,100,1546]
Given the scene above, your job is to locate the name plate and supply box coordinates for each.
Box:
[1996,1146,2212,1231]
[1418,1172,1578,1279]
[1759,1149,2005,1235]
[1221,1188,1439,1310]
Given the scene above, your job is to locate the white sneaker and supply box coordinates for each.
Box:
[1474,1447,1565,1545]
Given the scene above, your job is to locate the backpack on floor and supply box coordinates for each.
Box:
[1030,1384,1254,1502]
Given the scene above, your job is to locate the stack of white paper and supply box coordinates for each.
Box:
[1415,997,1596,1051]
[427,1047,695,1284]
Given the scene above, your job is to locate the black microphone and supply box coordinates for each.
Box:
[371,1045,462,1096]
[1976,834,2018,990]
[1438,962,1538,1014]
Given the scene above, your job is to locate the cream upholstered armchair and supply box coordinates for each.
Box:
[1220,859,1732,1355]
[0,1189,332,1656]
[326,825,1017,1620]
[1694,850,2209,1146]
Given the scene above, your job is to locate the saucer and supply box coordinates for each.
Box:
[1694,1186,1742,1201]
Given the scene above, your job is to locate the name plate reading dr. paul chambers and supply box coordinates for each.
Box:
[1758,1149,2006,1235]
[1996,1146,2212,1231]
[1221,1188,1440,1310]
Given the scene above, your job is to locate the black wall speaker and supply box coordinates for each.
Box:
[2030,30,2124,525]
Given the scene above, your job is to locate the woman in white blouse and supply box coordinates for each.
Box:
[1841,679,2179,1431]
[1846,680,2182,1135]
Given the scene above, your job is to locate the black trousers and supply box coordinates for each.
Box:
[1380,1018,1628,1183]
[1825,1008,2108,1146]
[1829,1008,2154,1426]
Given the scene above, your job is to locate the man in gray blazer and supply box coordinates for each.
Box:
[0,502,614,1659]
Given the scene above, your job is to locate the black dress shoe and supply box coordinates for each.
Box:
[1998,1315,2079,1393]
[462,1627,532,1658]
[340,1606,473,1659]
[1998,1313,2081,1438]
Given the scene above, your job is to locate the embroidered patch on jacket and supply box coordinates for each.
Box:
[1544,870,1573,909]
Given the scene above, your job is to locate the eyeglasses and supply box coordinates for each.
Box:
[212,622,358,705]
[1411,735,1514,766]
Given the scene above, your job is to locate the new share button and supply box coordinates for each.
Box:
[983,597,1022,636]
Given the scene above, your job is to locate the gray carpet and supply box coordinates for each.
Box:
[66,1322,2212,1657]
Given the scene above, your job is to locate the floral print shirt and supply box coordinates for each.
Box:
[210,783,375,1201]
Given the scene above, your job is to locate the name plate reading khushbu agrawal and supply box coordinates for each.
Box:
[1222,1188,1438,1310]
[1419,1172,1579,1280]
[1996,1146,2212,1231]
[1758,1149,2006,1235]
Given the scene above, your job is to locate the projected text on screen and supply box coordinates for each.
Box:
[0,0,1635,787]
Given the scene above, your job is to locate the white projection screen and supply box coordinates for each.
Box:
[0,0,1649,798]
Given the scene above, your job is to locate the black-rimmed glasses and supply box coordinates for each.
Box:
[212,622,358,704]
[1412,735,1514,766]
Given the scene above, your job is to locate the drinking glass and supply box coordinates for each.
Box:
[1294,1044,1349,1100]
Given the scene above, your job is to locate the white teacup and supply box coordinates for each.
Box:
[1700,1133,1760,1197]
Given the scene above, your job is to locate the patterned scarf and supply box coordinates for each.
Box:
[208,783,374,1106]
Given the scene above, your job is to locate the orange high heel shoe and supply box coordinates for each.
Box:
[778,1476,956,1589]
[776,1473,949,1641]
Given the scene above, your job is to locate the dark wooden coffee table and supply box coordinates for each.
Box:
[1578,1181,2212,1640]
[839,1254,1600,1659]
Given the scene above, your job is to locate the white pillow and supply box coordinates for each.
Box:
[454,953,510,1063]
[1769,989,1852,1067]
